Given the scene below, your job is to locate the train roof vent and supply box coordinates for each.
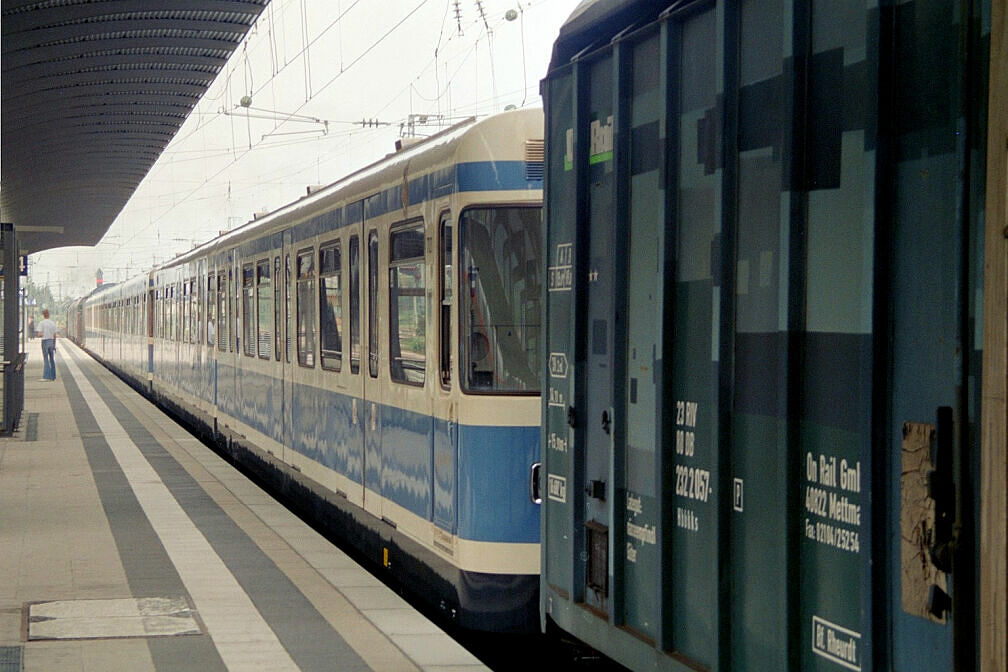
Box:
[525,139,544,182]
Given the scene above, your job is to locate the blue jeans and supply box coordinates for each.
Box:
[41,338,56,380]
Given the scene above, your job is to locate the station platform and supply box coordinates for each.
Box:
[0,339,488,672]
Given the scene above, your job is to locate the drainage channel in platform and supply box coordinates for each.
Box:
[22,413,37,442]
[0,645,22,672]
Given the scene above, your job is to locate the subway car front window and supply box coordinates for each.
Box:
[459,205,541,394]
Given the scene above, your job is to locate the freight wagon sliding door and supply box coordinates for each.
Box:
[541,5,723,665]
[578,48,617,618]
[618,26,666,646]
[660,5,723,663]
[882,1,983,668]
[728,1,794,669]
[542,55,577,610]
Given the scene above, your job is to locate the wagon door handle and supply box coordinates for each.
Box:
[601,409,611,435]
[529,462,542,504]
[928,405,955,573]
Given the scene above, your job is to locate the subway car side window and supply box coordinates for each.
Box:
[217,272,227,351]
[389,221,426,385]
[319,241,343,371]
[242,264,255,356]
[256,259,272,359]
[297,248,316,367]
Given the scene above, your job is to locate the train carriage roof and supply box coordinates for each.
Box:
[549,0,674,69]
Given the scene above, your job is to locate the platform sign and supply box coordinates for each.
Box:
[0,255,28,277]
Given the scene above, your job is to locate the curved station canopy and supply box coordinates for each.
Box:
[1,0,270,254]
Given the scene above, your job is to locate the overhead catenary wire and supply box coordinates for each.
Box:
[90,0,558,278]
[299,0,313,99]
[170,0,529,158]
[117,0,429,251]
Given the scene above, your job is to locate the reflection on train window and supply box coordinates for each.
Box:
[368,230,378,378]
[190,279,198,344]
[242,264,255,356]
[273,256,282,361]
[182,280,190,343]
[459,206,542,394]
[349,235,361,374]
[206,275,215,346]
[169,284,176,342]
[167,286,172,340]
[175,283,180,342]
[319,241,343,371]
[217,273,227,351]
[234,267,242,352]
[297,249,316,367]
[256,259,272,359]
[285,254,292,363]
[389,222,425,385]
[190,279,197,343]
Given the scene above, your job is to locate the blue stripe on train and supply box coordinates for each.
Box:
[456,160,542,193]
[208,361,540,544]
[288,161,541,244]
[456,423,540,543]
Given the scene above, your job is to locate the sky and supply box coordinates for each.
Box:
[29,0,582,300]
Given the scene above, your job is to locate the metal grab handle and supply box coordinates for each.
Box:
[529,462,542,504]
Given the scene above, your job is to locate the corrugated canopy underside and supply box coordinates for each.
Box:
[1,0,269,254]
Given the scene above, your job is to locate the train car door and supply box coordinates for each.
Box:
[344,208,366,510]
[281,231,294,463]
[219,255,238,424]
[432,208,457,538]
[362,212,383,519]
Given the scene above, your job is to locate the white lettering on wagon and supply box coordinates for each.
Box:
[812,616,861,671]
[547,474,567,503]
[548,243,573,292]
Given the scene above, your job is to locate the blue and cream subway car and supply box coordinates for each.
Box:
[76,108,546,631]
[540,1,1002,671]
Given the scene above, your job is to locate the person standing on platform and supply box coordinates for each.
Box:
[38,309,58,381]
